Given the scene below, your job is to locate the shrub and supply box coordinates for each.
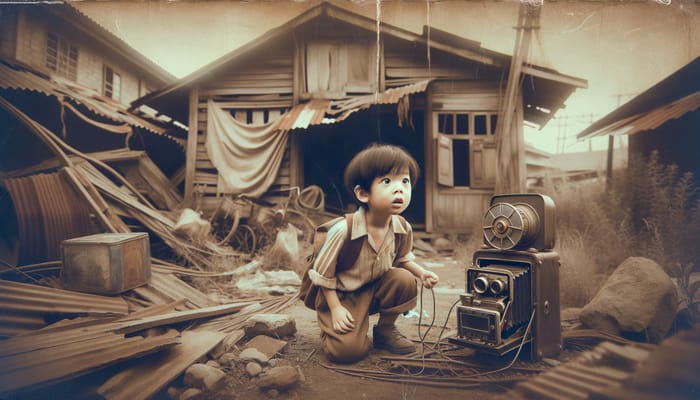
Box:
[542,151,699,310]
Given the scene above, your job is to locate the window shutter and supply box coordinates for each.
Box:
[437,135,454,187]
[471,140,497,189]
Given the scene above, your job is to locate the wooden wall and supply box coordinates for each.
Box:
[187,48,296,216]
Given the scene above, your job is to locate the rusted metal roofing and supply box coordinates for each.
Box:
[0,279,129,317]
[580,91,700,138]
[4,170,98,265]
[0,57,167,135]
[275,79,432,131]
[134,2,585,129]
[578,56,700,139]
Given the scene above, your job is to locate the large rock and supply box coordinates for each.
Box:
[580,257,678,342]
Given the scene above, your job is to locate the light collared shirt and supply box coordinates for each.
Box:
[308,208,416,292]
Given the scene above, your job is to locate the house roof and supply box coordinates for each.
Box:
[577,56,700,139]
[0,57,181,140]
[43,2,176,86]
[132,2,586,128]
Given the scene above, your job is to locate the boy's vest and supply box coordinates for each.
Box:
[299,213,408,310]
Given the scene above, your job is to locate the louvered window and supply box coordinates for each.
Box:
[46,32,78,81]
[104,66,121,101]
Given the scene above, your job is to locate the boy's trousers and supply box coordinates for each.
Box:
[314,268,417,363]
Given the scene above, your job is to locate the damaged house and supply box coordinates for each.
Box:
[0,3,188,265]
[0,4,297,397]
[134,2,586,232]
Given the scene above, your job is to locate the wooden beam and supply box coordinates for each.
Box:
[185,86,200,206]
[98,330,225,400]
[114,301,255,334]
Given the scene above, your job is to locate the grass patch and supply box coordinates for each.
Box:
[541,151,700,312]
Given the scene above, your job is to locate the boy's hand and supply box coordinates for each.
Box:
[419,270,439,289]
[330,305,355,334]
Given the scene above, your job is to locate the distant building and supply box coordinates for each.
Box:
[577,56,700,187]
[525,145,627,189]
[0,3,174,106]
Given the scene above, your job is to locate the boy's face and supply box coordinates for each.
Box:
[359,168,412,215]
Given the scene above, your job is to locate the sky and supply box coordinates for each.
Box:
[74,0,700,154]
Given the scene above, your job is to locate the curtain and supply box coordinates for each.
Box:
[205,100,288,197]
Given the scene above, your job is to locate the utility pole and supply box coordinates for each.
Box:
[495,0,541,194]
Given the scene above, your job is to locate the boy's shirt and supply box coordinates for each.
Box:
[309,207,416,292]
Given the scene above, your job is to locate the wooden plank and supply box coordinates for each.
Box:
[98,330,225,400]
[114,301,254,335]
[0,330,179,395]
[185,86,200,206]
[200,86,293,96]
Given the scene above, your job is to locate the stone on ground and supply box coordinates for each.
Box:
[580,257,678,342]
[256,365,303,390]
[183,363,226,391]
[239,347,270,364]
[244,314,297,338]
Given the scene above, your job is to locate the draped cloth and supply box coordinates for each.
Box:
[205,100,288,197]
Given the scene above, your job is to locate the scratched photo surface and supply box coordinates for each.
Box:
[1,1,698,399]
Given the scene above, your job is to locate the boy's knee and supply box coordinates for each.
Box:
[321,335,369,363]
[387,268,418,295]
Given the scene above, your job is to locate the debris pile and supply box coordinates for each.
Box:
[0,95,320,398]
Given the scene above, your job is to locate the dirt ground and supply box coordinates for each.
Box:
[206,254,539,400]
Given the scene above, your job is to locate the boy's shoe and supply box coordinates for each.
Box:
[372,324,415,354]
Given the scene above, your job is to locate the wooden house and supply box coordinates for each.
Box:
[0,3,183,264]
[576,56,700,189]
[0,3,174,106]
[0,3,184,175]
[134,2,586,232]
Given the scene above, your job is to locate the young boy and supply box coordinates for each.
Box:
[307,143,439,363]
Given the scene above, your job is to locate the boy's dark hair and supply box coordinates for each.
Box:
[343,143,420,207]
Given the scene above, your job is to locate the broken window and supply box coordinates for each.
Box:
[104,65,121,101]
[305,41,376,97]
[46,32,78,81]
[436,111,498,189]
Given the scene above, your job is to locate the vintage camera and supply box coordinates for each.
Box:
[449,194,561,360]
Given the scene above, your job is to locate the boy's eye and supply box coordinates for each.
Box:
[381,178,391,184]
[402,178,410,184]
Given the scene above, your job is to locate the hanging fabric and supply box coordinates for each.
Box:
[205,100,288,197]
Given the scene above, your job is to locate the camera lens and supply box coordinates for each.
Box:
[473,276,489,294]
[489,279,506,295]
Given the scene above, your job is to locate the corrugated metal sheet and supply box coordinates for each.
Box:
[0,58,166,135]
[0,279,129,317]
[4,171,97,265]
[132,272,218,309]
[275,79,432,131]
[581,91,700,138]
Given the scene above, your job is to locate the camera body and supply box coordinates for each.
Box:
[449,194,562,360]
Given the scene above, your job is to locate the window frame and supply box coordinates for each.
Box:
[103,65,122,101]
[434,110,498,190]
[46,32,78,81]
[304,40,377,98]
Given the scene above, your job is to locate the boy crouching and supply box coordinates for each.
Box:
[307,143,439,363]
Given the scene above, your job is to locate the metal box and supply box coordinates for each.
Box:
[61,232,151,294]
